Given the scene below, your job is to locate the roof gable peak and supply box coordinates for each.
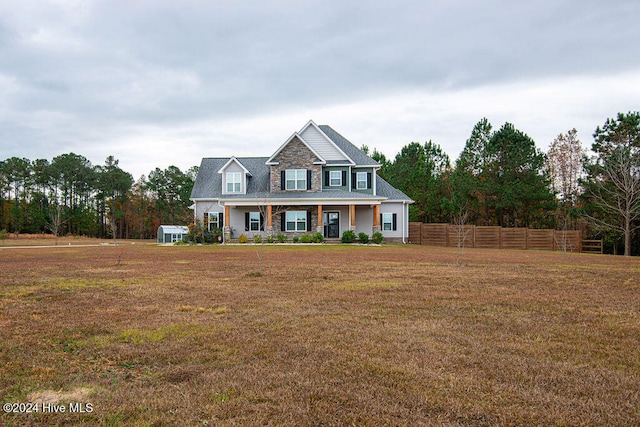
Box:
[217,156,252,176]
[265,132,326,165]
[298,120,355,165]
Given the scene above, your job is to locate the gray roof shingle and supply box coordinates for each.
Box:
[190,157,269,199]
[190,125,412,203]
[318,125,380,167]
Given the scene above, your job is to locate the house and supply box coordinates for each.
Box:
[157,225,190,243]
[190,120,413,243]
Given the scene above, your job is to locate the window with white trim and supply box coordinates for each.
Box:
[285,169,306,190]
[329,170,342,186]
[208,212,221,230]
[356,172,368,190]
[382,213,393,231]
[250,212,261,231]
[226,172,241,193]
[286,211,307,231]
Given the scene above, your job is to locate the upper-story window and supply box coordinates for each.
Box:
[285,169,307,190]
[356,172,368,190]
[226,172,241,193]
[329,170,342,186]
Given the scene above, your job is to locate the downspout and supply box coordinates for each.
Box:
[193,201,197,224]
[402,201,407,244]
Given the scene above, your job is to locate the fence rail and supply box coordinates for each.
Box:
[581,239,603,254]
[408,223,591,253]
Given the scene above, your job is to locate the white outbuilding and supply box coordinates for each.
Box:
[157,225,190,243]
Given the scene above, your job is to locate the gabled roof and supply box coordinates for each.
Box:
[190,157,269,199]
[298,120,354,165]
[217,156,252,176]
[318,125,380,167]
[158,225,189,233]
[265,132,326,165]
[189,121,409,203]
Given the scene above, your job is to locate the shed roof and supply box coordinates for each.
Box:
[158,225,190,234]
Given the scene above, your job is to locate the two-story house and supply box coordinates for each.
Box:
[190,120,413,243]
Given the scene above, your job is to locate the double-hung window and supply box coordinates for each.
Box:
[285,169,306,190]
[329,170,342,186]
[208,212,221,230]
[226,172,241,193]
[249,212,261,231]
[356,172,368,190]
[382,213,393,231]
[285,211,307,232]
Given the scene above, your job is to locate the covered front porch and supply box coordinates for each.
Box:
[220,202,382,242]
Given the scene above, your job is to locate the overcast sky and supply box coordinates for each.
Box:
[1,0,639,180]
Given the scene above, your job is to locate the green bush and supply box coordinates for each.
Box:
[341,230,356,243]
[267,235,275,243]
[238,234,248,244]
[187,221,205,243]
[293,236,299,243]
[358,232,369,244]
[253,234,263,244]
[277,233,287,243]
[371,232,384,244]
[300,234,312,243]
[311,232,324,243]
[209,228,223,244]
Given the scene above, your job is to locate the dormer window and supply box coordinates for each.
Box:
[226,172,241,193]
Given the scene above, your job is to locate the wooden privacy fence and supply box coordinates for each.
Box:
[408,223,587,252]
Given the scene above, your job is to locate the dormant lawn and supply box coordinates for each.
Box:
[1,242,638,426]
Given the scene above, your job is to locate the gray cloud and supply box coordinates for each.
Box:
[0,0,639,178]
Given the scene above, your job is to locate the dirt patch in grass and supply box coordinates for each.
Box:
[27,387,92,405]
[1,244,639,425]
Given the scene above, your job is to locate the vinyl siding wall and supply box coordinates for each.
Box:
[322,167,350,191]
[221,162,246,195]
[300,125,348,161]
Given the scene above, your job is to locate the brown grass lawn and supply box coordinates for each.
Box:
[1,243,639,426]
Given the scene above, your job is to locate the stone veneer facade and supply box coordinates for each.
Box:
[270,136,323,193]
[272,207,320,235]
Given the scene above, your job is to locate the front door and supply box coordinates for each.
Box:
[324,212,340,238]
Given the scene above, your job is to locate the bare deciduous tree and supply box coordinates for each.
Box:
[584,112,640,256]
[546,129,584,207]
[45,203,68,245]
[452,205,472,267]
[584,146,640,256]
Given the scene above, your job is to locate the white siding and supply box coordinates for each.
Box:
[300,125,349,162]
[354,206,374,235]
[194,201,223,225]
[221,161,246,195]
[380,202,407,240]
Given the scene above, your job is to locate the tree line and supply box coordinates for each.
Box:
[365,112,639,256]
[0,153,197,240]
[1,111,638,255]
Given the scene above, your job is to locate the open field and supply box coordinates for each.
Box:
[1,243,639,426]
[0,234,156,247]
